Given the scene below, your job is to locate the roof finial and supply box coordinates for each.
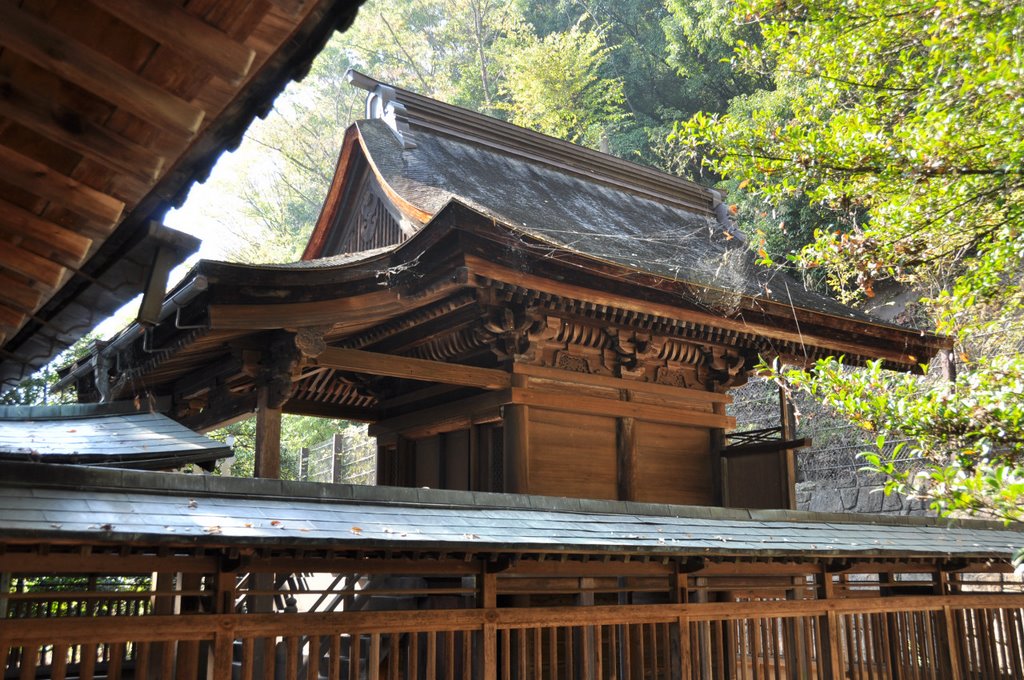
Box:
[346,69,416,150]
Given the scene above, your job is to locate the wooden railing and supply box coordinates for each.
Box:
[3,594,1023,679]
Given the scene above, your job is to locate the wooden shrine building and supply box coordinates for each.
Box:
[3,72,1023,678]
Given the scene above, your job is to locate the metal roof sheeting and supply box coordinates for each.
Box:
[0,405,229,469]
[0,462,1018,561]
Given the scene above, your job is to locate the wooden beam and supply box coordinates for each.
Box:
[0,77,165,181]
[315,347,511,390]
[0,196,92,262]
[510,388,736,429]
[514,362,732,404]
[0,144,124,227]
[89,0,256,85]
[0,240,64,291]
[0,3,205,137]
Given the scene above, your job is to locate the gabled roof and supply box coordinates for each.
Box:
[0,0,366,393]
[306,73,944,352]
[0,461,1019,562]
[0,402,229,470]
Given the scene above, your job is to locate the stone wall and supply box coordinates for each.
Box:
[729,378,931,517]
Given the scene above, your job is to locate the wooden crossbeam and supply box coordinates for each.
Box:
[0,78,165,181]
[0,145,124,228]
[0,3,205,137]
[0,197,92,262]
[315,347,511,390]
[89,0,256,85]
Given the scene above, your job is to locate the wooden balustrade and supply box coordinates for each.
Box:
[2,594,1023,679]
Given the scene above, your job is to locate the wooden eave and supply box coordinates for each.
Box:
[76,201,949,426]
[0,0,366,392]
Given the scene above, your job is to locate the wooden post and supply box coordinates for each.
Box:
[821,568,844,680]
[480,564,498,679]
[710,401,726,506]
[503,379,530,493]
[255,385,282,479]
[617,417,638,502]
[779,386,798,509]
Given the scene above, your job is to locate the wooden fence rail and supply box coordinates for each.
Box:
[3,594,1023,679]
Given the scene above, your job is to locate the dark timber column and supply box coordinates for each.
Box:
[255,385,281,479]
[503,375,530,493]
[779,385,798,509]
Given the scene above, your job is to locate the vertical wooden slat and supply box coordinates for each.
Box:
[17,644,37,680]
[549,627,558,680]
[516,629,526,680]
[446,631,456,680]
[351,633,362,680]
[80,643,97,680]
[213,631,234,680]
[532,628,541,680]
[388,633,400,680]
[370,633,381,680]
[595,625,604,680]
[501,630,510,680]
[410,633,420,680]
[427,631,437,680]
[309,634,322,680]
[135,641,151,680]
[329,634,341,680]
[462,630,472,680]
[484,625,497,680]
[108,641,124,680]
[51,643,69,680]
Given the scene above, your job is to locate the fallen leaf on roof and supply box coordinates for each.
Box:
[351,526,363,535]
[204,526,222,535]
[270,520,282,526]
[188,499,198,509]
[100,523,113,531]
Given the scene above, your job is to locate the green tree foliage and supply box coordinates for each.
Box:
[495,18,628,148]
[208,415,353,480]
[680,0,1024,523]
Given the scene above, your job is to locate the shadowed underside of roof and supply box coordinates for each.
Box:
[0,0,367,393]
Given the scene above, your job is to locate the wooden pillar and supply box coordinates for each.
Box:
[617,417,638,502]
[779,386,798,509]
[255,385,281,479]
[503,397,529,494]
[710,402,727,506]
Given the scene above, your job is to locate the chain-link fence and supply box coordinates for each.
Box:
[728,377,928,515]
[298,425,376,485]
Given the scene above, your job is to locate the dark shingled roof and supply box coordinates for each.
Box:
[0,403,229,470]
[0,461,1019,561]
[354,111,888,328]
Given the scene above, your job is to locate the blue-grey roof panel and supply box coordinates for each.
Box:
[0,462,1019,562]
[0,408,229,469]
